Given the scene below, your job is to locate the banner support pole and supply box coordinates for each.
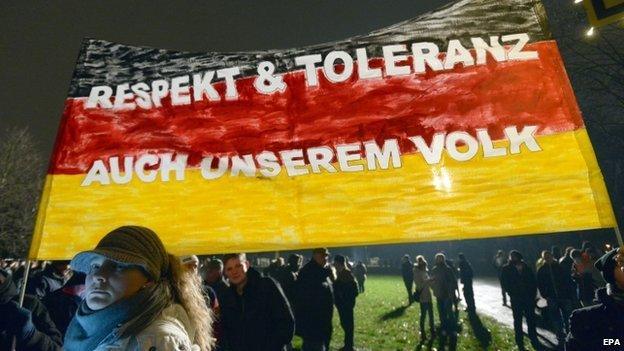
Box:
[12,260,31,351]
[614,226,623,247]
[18,259,31,307]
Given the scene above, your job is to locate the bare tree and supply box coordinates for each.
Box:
[0,127,45,258]
[540,0,624,227]
[556,22,624,227]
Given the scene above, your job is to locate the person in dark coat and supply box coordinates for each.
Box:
[201,258,228,350]
[287,254,302,274]
[445,258,460,314]
[401,254,414,303]
[559,246,580,309]
[566,247,624,350]
[457,253,476,313]
[220,253,294,351]
[0,269,63,351]
[26,261,69,300]
[203,258,230,302]
[42,272,85,338]
[430,253,458,348]
[333,255,359,351]
[353,261,367,293]
[296,248,335,351]
[493,250,509,306]
[500,250,539,351]
[272,260,297,310]
[551,246,562,261]
[536,250,573,342]
[264,258,283,279]
[571,248,599,307]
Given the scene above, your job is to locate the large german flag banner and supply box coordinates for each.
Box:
[30,0,617,259]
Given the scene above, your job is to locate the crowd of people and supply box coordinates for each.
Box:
[0,228,623,351]
[491,242,624,350]
[0,227,361,351]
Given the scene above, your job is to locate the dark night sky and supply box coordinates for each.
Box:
[0,0,452,157]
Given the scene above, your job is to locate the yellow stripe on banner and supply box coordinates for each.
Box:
[30,128,616,259]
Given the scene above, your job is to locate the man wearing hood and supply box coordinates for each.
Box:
[0,269,63,350]
[566,246,624,350]
[220,253,294,351]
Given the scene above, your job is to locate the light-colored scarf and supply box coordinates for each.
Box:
[64,283,171,350]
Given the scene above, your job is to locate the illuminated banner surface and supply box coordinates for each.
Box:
[31,0,616,259]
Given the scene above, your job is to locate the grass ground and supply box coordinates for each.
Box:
[292,275,537,351]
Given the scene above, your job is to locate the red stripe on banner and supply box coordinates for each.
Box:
[50,41,583,174]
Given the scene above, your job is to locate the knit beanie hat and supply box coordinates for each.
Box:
[594,247,619,285]
[70,226,169,280]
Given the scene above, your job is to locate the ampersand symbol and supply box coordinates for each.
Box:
[254,61,286,94]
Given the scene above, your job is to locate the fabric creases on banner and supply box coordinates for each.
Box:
[30,0,616,259]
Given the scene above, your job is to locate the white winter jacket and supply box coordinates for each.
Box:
[94,304,199,351]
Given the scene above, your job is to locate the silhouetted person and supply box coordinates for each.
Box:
[272,258,298,313]
[444,258,460,314]
[537,250,573,343]
[353,261,367,293]
[571,249,604,307]
[566,247,624,350]
[26,261,69,300]
[287,254,302,274]
[493,250,508,306]
[501,250,539,351]
[333,255,358,351]
[201,258,228,350]
[203,258,229,302]
[0,269,62,350]
[457,253,475,313]
[431,253,458,349]
[413,256,434,340]
[264,258,283,278]
[559,246,579,308]
[401,255,414,303]
[42,272,85,338]
[551,246,562,261]
[296,248,335,351]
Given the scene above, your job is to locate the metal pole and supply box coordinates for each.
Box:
[12,259,32,350]
[614,226,623,247]
[18,259,31,307]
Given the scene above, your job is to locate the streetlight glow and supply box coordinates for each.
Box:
[586,27,595,36]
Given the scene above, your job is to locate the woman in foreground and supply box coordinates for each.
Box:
[64,225,214,351]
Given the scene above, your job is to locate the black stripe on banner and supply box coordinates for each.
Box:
[67,0,550,98]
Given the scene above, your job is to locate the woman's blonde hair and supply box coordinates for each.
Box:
[167,254,215,351]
